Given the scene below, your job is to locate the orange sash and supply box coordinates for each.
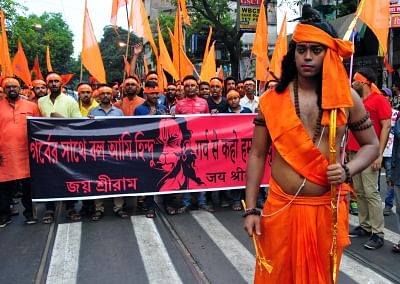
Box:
[260,89,329,186]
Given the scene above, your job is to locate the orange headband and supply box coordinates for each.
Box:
[77,84,93,93]
[46,73,62,83]
[144,87,160,94]
[210,78,222,87]
[227,90,240,100]
[183,79,197,86]
[353,72,381,95]
[2,78,20,89]
[124,78,139,87]
[32,79,46,88]
[97,86,112,95]
[292,23,354,125]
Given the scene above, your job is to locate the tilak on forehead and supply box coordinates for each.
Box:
[46,73,62,83]
[77,84,92,93]
[292,23,354,126]
[1,78,20,89]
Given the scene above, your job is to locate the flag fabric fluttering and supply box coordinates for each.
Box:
[0,10,13,77]
[12,40,31,87]
[268,13,287,80]
[46,45,53,73]
[81,0,106,83]
[111,0,129,31]
[31,55,44,80]
[200,41,216,82]
[178,0,191,26]
[216,65,224,80]
[201,27,213,70]
[168,28,195,80]
[157,20,178,80]
[129,0,144,37]
[251,0,269,82]
[60,73,74,86]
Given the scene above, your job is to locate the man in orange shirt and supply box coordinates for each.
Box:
[0,78,41,227]
[243,6,379,283]
[114,76,144,116]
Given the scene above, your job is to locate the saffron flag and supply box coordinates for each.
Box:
[12,40,31,87]
[268,13,287,80]
[168,28,195,80]
[201,27,213,69]
[178,0,191,26]
[251,0,269,81]
[157,20,178,80]
[357,0,389,55]
[111,0,129,30]
[61,73,74,86]
[31,55,44,80]
[216,65,224,80]
[200,41,216,82]
[46,46,53,73]
[0,10,13,77]
[129,0,144,37]
[81,0,106,83]
[174,8,184,49]
[156,57,168,90]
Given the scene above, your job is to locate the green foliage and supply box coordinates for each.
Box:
[8,12,74,75]
[0,0,24,25]
[99,26,141,83]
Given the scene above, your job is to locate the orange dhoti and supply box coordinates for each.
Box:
[254,178,350,284]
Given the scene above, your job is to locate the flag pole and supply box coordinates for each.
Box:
[177,7,182,81]
[80,58,83,81]
[123,1,131,81]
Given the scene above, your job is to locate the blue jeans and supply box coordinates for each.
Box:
[382,157,394,208]
[182,192,206,207]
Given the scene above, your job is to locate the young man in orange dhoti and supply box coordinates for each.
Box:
[243,6,380,284]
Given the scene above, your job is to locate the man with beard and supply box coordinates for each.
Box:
[0,78,40,227]
[199,81,210,100]
[162,83,177,114]
[347,68,391,249]
[38,72,82,224]
[88,86,128,220]
[236,81,245,98]
[208,77,228,113]
[114,76,144,116]
[175,75,214,213]
[77,83,98,117]
[224,76,237,94]
[30,79,48,104]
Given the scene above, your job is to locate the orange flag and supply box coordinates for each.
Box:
[200,41,216,82]
[46,45,53,72]
[142,0,157,55]
[216,65,224,80]
[61,73,74,85]
[251,0,269,81]
[123,55,131,75]
[174,8,184,49]
[357,0,389,55]
[111,0,129,30]
[157,20,178,80]
[202,27,213,69]
[0,10,13,77]
[178,0,191,26]
[12,40,31,87]
[168,28,195,80]
[156,57,168,90]
[129,0,144,37]
[268,13,287,80]
[81,0,106,83]
[31,55,44,80]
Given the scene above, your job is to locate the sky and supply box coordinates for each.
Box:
[21,0,130,58]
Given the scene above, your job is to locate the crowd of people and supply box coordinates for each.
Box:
[0,66,274,226]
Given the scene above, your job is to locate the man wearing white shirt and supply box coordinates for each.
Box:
[240,78,259,113]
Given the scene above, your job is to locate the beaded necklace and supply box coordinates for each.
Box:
[293,79,323,144]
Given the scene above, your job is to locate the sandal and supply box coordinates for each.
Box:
[115,209,129,219]
[165,206,176,215]
[91,211,103,221]
[66,210,81,222]
[232,203,242,211]
[42,212,54,224]
[393,243,400,253]
[145,209,156,218]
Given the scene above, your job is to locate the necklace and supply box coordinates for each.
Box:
[293,79,323,144]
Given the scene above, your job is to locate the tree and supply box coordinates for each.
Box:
[0,0,24,25]
[8,12,74,74]
[99,25,141,83]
